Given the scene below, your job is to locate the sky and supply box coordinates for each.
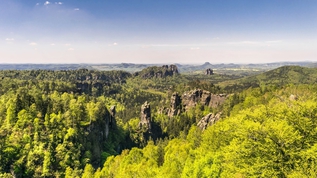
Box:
[0,0,316,64]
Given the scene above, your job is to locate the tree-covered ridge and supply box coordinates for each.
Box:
[220,66,317,92]
[0,69,131,83]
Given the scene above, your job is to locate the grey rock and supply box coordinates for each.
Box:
[168,92,182,117]
[134,65,179,78]
[205,68,214,75]
[159,89,227,118]
[197,112,222,131]
[139,101,152,132]
[182,89,211,111]
[209,94,227,108]
[169,64,179,75]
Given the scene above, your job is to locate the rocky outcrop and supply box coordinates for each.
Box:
[197,112,221,131]
[134,65,179,78]
[168,92,182,117]
[110,105,116,128]
[289,94,298,101]
[209,94,227,108]
[159,89,227,118]
[205,68,213,75]
[169,64,179,75]
[182,89,211,110]
[139,101,152,132]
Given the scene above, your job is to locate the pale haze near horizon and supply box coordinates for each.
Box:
[0,0,316,64]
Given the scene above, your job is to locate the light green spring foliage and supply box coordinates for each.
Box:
[0,87,125,177]
[3,67,317,177]
[96,85,317,177]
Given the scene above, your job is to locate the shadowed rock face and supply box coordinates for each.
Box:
[197,112,222,131]
[205,68,214,75]
[110,105,116,128]
[169,64,179,75]
[139,101,151,132]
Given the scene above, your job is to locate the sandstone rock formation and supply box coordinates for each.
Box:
[197,112,222,131]
[110,105,116,128]
[139,101,152,132]
[209,94,227,108]
[169,64,179,75]
[134,65,179,78]
[168,92,182,117]
[159,89,227,118]
[289,94,298,101]
[205,68,213,75]
[182,89,211,110]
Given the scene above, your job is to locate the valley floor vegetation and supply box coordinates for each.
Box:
[1,65,317,177]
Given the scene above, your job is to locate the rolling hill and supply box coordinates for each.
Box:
[220,66,317,92]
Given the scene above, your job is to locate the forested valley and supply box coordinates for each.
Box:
[1,65,317,177]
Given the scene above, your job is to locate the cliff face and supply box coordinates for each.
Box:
[168,92,182,117]
[209,94,227,108]
[182,89,211,111]
[139,101,152,132]
[85,105,118,166]
[165,89,227,117]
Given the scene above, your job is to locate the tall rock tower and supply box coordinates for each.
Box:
[139,101,152,132]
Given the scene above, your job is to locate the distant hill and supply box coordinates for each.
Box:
[220,65,317,92]
[0,64,93,70]
[2,62,317,75]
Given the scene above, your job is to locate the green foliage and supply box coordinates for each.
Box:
[82,164,95,178]
[92,84,317,177]
[3,67,317,177]
[221,65,317,92]
[0,71,128,177]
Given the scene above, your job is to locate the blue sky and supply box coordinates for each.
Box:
[0,0,316,64]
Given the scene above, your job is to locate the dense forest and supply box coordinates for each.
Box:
[1,65,317,177]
